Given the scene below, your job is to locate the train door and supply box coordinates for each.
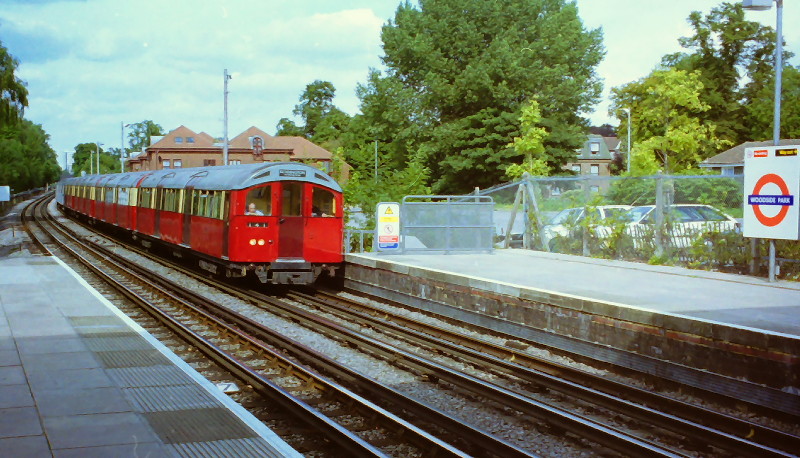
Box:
[182,187,193,246]
[278,182,304,258]
[154,187,163,238]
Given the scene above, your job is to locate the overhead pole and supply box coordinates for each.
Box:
[223,69,231,166]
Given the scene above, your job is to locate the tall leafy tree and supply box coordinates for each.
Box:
[376,0,604,192]
[0,40,28,127]
[662,2,781,145]
[127,120,164,152]
[0,120,60,191]
[611,68,728,174]
[505,99,549,179]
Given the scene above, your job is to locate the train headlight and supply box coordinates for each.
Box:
[249,239,257,245]
[257,239,265,246]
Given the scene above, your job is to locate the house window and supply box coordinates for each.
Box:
[203,159,216,166]
[572,165,581,173]
[229,160,241,165]
[186,137,195,143]
[721,167,734,176]
[590,142,600,154]
[590,164,599,175]
[175,137,183,144]
[163,159,171,169]
[173,159,182,168]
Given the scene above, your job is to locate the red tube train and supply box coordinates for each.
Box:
[56,162,343,284]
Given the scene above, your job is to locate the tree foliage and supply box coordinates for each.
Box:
[0,120,60,191]
[611,68,729,174]
[127,120,164,152]
[505,99,549,179]
[0,42,59,193]
[372,0,604,192]
[0,40,28,127]
[71,142,119,176]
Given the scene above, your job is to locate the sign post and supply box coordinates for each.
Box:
[375,202,401,253]
[743,145,800,280]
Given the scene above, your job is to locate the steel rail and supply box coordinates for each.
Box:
[32,202,434,457]
[37,202,482,458]
[296,290,799,458]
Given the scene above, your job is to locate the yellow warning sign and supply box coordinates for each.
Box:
[384,207,394,215]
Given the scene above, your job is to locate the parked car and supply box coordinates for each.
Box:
[600,204,740,248]
[508,205,631,249]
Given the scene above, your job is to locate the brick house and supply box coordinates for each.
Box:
[564,134,618,191]
[699,139,800,176]
[126,125,334,172]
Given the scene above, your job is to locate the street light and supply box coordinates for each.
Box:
[121,122,131,173]
[622,108,632,173]
[95,142,103,175]
[743,0,783,282]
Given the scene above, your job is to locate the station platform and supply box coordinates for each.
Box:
[345,249,800,411]
[0,255,300,457]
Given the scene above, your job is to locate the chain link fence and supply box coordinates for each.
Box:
[480,174,800,279]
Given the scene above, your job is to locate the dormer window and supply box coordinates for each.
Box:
[175,137,184,144]
[590,142,600,154]
[186,137,195,143]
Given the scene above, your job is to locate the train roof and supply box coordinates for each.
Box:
[61,162,342,192]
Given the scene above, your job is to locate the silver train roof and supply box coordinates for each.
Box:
[62,162,342,192]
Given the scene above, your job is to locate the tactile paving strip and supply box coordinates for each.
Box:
[106,366,198,388]
[94,349,173,368]
[169,438,288,458]
[143,408,257,443]
[123,385,221,412]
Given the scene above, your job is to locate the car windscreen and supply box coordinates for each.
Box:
[603,208,629,220]
[694,206,728,221]
[624,206,653,222]
[549,208,582,225]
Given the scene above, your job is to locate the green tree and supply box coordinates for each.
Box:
[745,65,800,140]
[661,3,782,145]
[0,40,28,127]
[275,117,304,137]
[127,120,164,152]
[611,68,729,174]
[374,0,604,193]
[0,120,60,191]
[505,99,549,179]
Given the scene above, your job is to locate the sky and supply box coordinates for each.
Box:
[1,0,799,170]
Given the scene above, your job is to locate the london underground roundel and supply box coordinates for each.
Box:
[743,146,800,240]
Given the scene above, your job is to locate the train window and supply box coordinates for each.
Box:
[312,187,335,217]
[105,188,114,204]
[245,186,271,216]
[139,188,154,209]
[119,188,130,206]
[221,192,230,220]
[282,183,302,216]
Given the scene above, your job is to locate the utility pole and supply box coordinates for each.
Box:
[223,69,231,166]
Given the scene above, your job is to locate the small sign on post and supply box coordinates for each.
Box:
[376,202,400,252]
[743,146,800,240]
[0,186,9,202]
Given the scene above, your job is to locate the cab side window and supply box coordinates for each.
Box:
[245,186,271,216]
[311,187,335,217]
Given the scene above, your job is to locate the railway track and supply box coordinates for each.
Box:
[24,197,475,456]
[26,195,800,457]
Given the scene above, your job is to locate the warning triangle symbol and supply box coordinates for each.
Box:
[385,207,394,215]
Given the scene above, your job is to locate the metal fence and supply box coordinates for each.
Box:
[400,195,495,253]
[479,173,799,278]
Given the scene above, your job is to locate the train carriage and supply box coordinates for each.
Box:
[57,162,344,285]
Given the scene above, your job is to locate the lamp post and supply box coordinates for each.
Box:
[95,142,103,175]
[622,108,632,173]
[120,122,131,173]
[223,69,231,166]
[743,0,783,282]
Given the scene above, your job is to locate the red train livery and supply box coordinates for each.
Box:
[56,162,344,284]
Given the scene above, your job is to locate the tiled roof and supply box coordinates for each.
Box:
[229,126,272,149]
[701,139,800,166]
[576,134,613,160]
[150,126,215,148]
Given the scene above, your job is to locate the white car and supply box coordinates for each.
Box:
[610,204,740,248]
[538,205,632,250]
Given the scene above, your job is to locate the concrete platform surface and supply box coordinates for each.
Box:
[0,255,300,457]
[349,249,800,337]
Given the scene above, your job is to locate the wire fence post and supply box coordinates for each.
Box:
[582,176,590,257]
[654,173,665,258]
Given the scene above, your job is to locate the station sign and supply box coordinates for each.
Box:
[743,145,800,240]
[376,202,400,251]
